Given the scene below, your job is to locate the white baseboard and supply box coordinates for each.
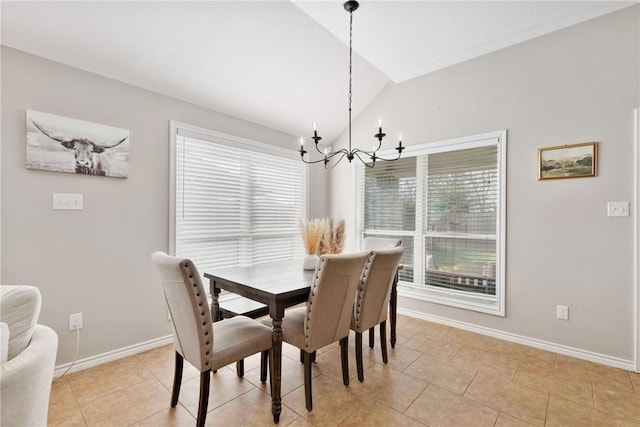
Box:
[53,307,637,377]
[53,335,173,377]
[398,308,637,372]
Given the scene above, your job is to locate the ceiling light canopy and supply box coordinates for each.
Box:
[299,0,404,169]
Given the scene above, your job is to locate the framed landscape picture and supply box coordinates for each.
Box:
[26,110,129,178]
[538,142,597,180]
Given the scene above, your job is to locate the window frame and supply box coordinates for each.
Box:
[354,130,507,316]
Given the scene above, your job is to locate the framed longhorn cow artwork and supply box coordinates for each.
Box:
[26,110,129,178]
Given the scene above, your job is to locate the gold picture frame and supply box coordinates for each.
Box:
[538,142,597,180]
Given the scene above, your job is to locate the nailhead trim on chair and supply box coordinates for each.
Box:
[355,252,374,322]
[179,260,214,368]
[305,257,326,346]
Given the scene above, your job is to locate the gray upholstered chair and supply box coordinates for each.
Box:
[362,237,402,347]
[363,237,402,252]
[266,252,369,411]
[151,252,273,427]
[351,247,404,382]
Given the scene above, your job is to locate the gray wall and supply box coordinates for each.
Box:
[330,6,639,361]
[0,46,328,364]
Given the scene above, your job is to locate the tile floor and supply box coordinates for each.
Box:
[48,315,640,426]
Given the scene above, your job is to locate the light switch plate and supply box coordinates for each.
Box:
[53,193,83,210]
[607,201,629,217]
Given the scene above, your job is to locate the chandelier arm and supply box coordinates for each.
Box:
[372,151,403,162]
[329,150,349,165]
[301,147,349,164]
[350,148,371,157]
[328,148,349,158]
[351,147,371,154]
[326,152,349,169]
[353,151,376,168]
[300,155,332,165]
[351,147,379,158]
[313,141,326,155]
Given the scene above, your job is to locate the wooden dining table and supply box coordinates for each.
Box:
[204,260,400,423]
[205,262,311,423]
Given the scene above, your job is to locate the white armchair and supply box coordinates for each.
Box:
[1,285,58,427]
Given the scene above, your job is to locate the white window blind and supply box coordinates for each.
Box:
[422,146,498,297]
[171,122,306,276]
[358,157,417,283]
[356,131,506,315]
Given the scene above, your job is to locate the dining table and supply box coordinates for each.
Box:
[204,260,400,423]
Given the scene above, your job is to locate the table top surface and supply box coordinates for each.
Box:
[205,261,314,298]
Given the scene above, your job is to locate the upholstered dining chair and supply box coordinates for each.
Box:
[351,247,404,382]
[362,237,402,348]
[151,252,273,427]
[264,252,369,411]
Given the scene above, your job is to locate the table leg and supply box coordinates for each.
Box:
[269,317,283,423]
[210,283,221,322]
[390,270,398,348]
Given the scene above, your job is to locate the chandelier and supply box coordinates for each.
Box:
[299,0,404,169]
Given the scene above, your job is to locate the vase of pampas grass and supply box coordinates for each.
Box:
[299,218,325,270]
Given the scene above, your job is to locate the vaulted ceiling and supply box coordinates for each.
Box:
[1,1,634,144]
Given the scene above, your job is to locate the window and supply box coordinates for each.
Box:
[356,131,506,315]
[170,121,307,276]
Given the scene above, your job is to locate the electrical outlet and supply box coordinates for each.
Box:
[69,312,83,331]
[607,201,629,217]
[556,305,569,320]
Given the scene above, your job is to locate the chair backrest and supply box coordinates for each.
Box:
[304,252,369,351]
[353,247,404,331]
[363,237,402,251]
[150,251,213,372]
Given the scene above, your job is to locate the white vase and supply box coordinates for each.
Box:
[303,254,319,271]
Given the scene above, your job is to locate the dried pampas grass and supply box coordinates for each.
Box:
[318,219,345,255]
[299,218,326,255]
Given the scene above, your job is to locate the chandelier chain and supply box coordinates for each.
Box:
[348,9,353,153]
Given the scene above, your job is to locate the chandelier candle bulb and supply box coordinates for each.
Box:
[299,137,307,157]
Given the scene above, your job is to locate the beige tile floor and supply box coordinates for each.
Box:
[49,315,640,426]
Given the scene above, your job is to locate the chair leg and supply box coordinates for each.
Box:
[340,336,350,387]
[260,350,269,383]
[196,370,211,427]
[236,359,244,377]
[369,327,375,348]
[301,349,316,363]
[380,321,388,364]
[355,331,364,382]
[303,351,313,411]
[171,352,183,407]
